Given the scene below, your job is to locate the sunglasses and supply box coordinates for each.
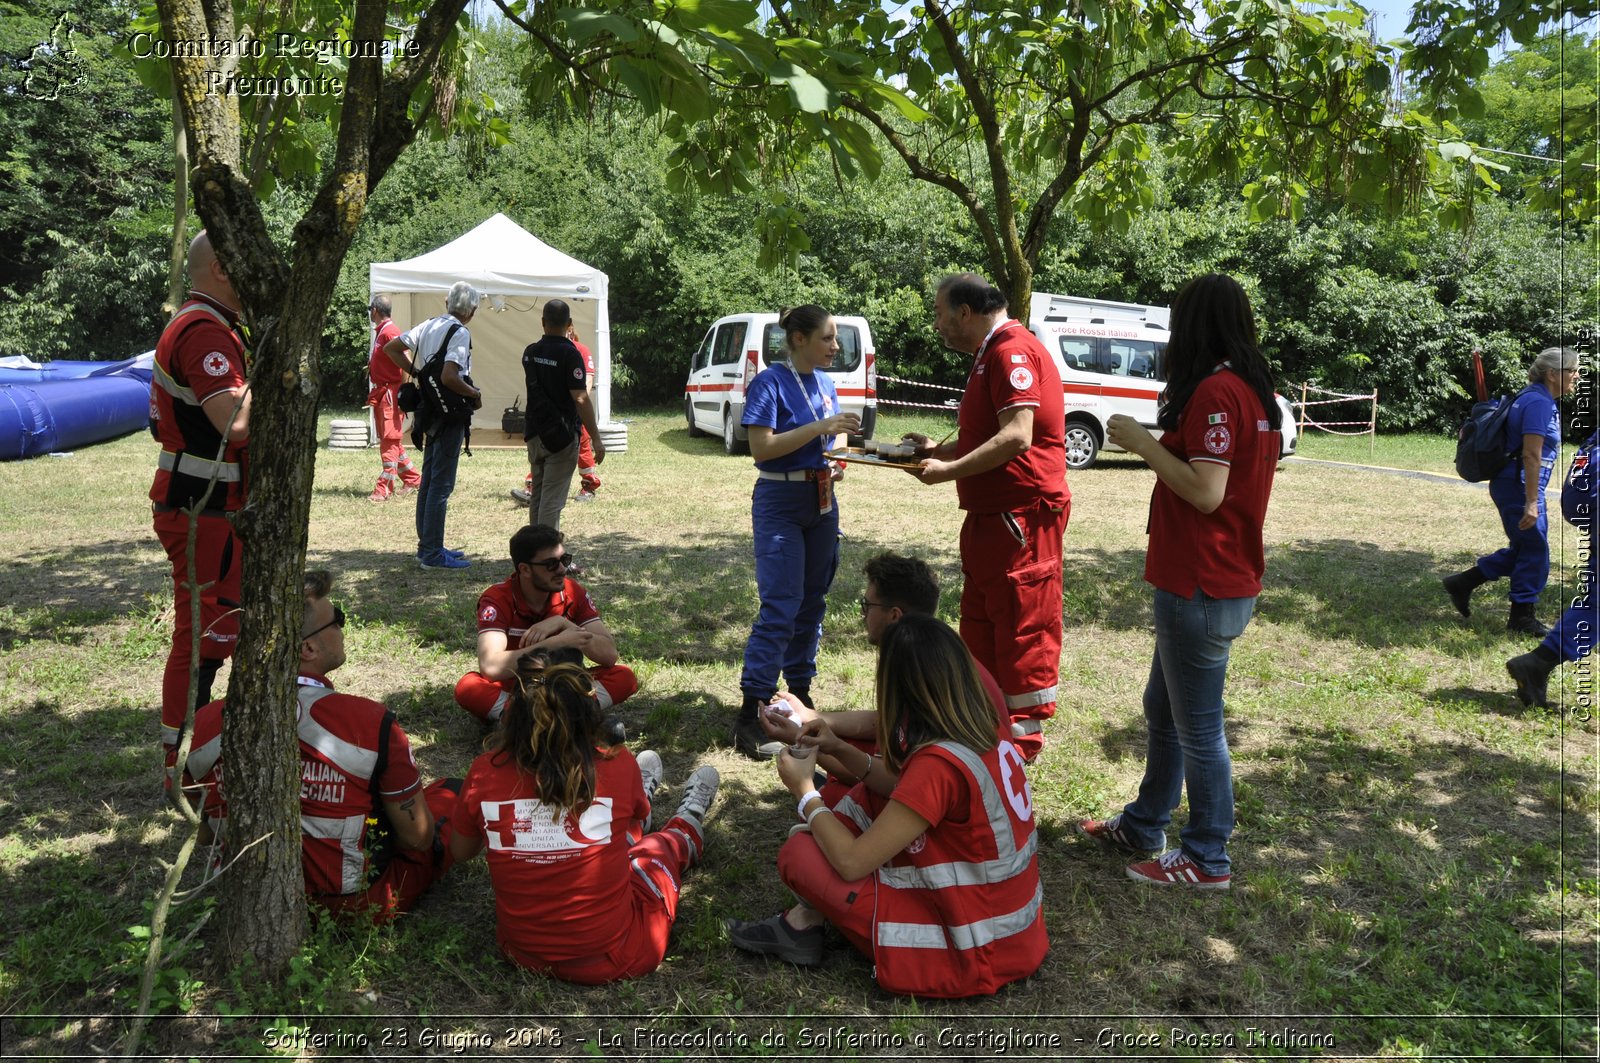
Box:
[302,604,345,640]
[860,598,891,614]
[530,554,573,573]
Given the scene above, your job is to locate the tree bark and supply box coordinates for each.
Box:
[153,0,467,976]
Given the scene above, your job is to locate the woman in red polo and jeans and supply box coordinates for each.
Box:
[1079,273,1281,890]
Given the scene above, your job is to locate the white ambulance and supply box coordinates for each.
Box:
[1027,292,1297,470]
[684,312,877,454]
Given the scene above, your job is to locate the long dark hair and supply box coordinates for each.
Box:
[1157,274,1281,434]
[489,658,604,818]
[875,615,998,774]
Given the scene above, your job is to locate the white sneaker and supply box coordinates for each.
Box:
[674,765,720,824]
[574,490,597,503]
[636,750,663,832]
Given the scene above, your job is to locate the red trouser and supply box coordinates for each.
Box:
[316,779,460,922]
[370,386,420,493]
[454,664,638,721]
[154,508,242,748]
[958,500,1069,759]
[577,426,601,494]
[502,824,697,984]
[778,829,876,957]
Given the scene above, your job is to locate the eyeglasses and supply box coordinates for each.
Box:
[302,604,344,640]
[860,598,891,614]
[530,554,573,573]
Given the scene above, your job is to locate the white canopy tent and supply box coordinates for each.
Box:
[369,213,616,433]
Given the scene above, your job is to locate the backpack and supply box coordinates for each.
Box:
[1454,396,1517,482]
[1561,431,1599,528]
[409,322,476,451]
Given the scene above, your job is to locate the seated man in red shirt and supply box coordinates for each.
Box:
[454,523,638,725]
[182,571,457,920]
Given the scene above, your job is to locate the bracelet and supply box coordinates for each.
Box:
[860,751,876,779]
[805,803,829,827]
[797,792,822,820]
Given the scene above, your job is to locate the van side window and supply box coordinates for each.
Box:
[1106,339,1162,379]
[1059,339,1093,372]
[694,329,715,371]
[712,322,748,366]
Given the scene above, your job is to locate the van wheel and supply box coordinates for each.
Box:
[685,398,706,438]
[723,406,748,456]
[1064,422,1100,470]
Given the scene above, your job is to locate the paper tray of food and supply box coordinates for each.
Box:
[825,446,924,470]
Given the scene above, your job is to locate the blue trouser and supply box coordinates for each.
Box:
[1477,476,1550,603]
[1543,535,1598,662]
[1120,588,1256,876]
[740,480,840,699]
[415,421,465,557]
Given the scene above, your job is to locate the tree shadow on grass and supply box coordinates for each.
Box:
[0,534,169,649]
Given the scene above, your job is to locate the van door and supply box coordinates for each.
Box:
[687,326,718,431]
[711,319,748,426]
[1097,336,1165,426]
[1052,334,1103,421]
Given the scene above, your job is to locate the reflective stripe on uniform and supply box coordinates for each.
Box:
[876,880,1044,952]
[487,689,510,723]
[296,687,380,779]
[186,732,223,780]
[158,449,242,482]
[152,302,236,406]
[1004,685,1057,709]
[301,813,367,894]
[1009,719,1043,736]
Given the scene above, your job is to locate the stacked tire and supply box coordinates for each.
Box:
[328,418,370,450]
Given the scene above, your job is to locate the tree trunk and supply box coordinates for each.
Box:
[164,76,188,315]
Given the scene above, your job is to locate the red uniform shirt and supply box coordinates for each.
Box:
[456,746,648,963]
[476,574,602,640]
[367,318,403,389]
[149,293,249,511]
[185,675,422,898]
[573,338,595,379]
[955,321,1068,513]
[1145,367,1279,599]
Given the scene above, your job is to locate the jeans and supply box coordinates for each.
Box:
[740,480,840,698]
[415,420,465,557]
[1120,587,1256,875]
[1478,476,1550,603]
[526,435,580,529]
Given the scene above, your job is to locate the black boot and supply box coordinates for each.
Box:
[787,687,815,710]
[1505,646,1559,707]
[732,694,783,760]
[1442,566,1488,617]
[1506,602,1549,638]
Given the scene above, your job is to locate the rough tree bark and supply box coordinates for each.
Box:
[152,0,469,974]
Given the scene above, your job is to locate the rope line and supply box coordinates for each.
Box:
[878,374,965,394]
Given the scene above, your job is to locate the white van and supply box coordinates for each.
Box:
[684,312,877,454]
[1028,292,1297,469]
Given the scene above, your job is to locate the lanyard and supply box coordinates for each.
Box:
[964,319,1021,389]
[782,363,829,423]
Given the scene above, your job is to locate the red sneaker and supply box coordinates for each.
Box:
[1076,815,1159,857]
[368,486,391,503]
[1125,849,1231,890]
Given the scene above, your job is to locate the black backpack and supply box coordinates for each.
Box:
[1454,396,1516,482]
[408,322,476,451]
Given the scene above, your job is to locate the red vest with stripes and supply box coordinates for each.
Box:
[834,739,1048,997]
[149,295,248,512]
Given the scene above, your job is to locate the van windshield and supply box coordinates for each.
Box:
[764,323,862,373]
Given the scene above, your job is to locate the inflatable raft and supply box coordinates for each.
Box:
[0,353,154,461]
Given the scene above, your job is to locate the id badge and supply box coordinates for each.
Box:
[816,471,834,514]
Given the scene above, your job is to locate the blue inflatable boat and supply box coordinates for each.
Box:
[0,353,154,461]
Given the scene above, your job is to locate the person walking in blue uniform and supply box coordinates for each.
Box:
[732,305,860,759]
[1507,427,1599,707]
[1444,347,1580,636]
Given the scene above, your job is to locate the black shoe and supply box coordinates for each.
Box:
[601,713,627,747]
[1442,567,1486,618]
[726,912,825,966]
[1507,602,1549,638]
[1506,651,1556,707]
[788,688,815,710]
[732,714,784,760]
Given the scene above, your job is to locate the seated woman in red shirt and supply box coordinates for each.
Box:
[728,615,1047,998]
[450,660,720,983]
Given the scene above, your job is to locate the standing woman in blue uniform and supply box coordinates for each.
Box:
[733,305,860,759]
[1444,347,1580,635]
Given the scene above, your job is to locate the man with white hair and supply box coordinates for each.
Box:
[384,281,482,570]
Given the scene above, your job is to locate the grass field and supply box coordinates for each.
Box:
[0,408,1595,1060]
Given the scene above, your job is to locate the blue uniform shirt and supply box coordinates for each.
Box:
[743,365,839,473]
[1495,381,1560,490]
